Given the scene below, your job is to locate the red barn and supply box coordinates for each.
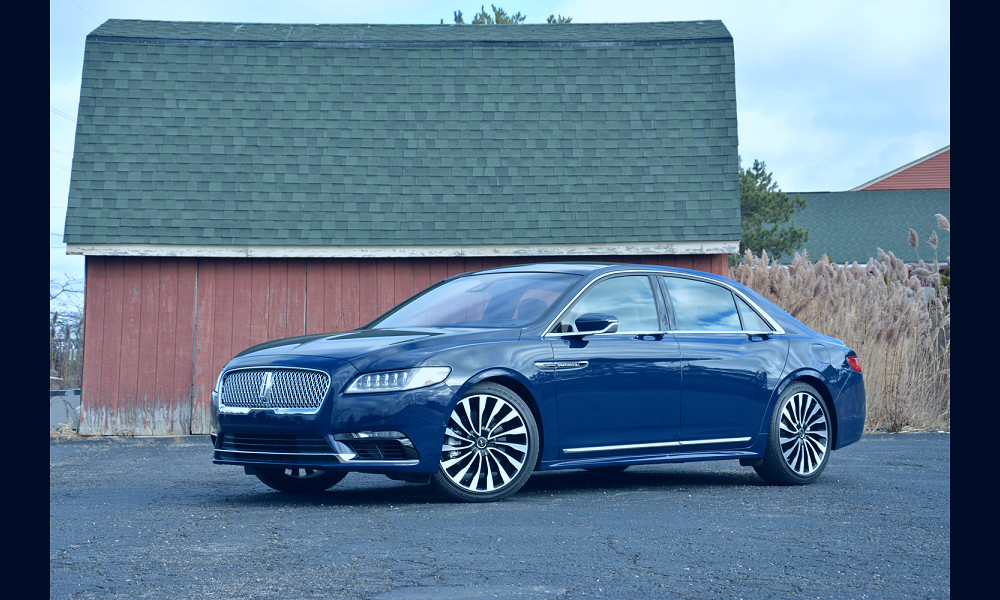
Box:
[65,20,742,435]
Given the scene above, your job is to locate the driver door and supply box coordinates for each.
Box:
[549,274,682,455]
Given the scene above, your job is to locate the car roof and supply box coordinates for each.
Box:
[470,261,728,280]
[443,262,821,339]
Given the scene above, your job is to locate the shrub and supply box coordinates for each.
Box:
[731,248,950,432]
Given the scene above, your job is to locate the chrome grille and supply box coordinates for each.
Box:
[220,368,330,411]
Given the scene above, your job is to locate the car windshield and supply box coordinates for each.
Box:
[368,271,583,329]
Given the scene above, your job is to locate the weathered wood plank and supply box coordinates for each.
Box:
[78,253,730,435]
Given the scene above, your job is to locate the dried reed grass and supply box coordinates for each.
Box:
[731,248,950,432]
[49,421,82,441]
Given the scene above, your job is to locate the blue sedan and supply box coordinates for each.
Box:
[211,263,865,502]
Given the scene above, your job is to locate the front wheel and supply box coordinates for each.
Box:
[253,467,347,493]
[754,382,831,485]
[432,382,539,502]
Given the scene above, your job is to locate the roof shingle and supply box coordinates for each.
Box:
[66,20,741,251]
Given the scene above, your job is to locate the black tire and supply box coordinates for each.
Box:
[431,382,540,502]
[754,382,831,485]
[253,467,347,493]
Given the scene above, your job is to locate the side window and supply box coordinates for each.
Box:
[662,277,742,331]
[735,295,772,331]
[559,276,659,332]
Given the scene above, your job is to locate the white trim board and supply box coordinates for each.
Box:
[67,240,740,258]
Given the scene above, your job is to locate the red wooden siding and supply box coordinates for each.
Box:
[78,253,728,435]
[860,149,950,191]
[80,258,198,435]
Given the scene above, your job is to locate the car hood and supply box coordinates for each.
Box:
[233,327,518,370]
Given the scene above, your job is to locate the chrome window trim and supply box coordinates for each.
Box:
[668,330,777,336]
[541,269,785,339]
[658,273,786,335]
[540,270,664,339]
[218,365,332,415]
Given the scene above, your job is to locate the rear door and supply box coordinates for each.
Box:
[659,275,789,447]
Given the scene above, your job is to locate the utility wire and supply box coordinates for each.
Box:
[50,106,75,122]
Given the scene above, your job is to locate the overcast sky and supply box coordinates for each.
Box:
[49,0,950,289]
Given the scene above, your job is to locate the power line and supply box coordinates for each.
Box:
[50,106,75,122]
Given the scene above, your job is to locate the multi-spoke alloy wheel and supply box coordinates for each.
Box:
[754,382,831,485]
[432,382,539,502]
[253,467,347,493]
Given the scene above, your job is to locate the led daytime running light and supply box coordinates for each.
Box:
[346,367,451,394]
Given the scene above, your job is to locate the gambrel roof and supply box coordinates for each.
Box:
[65,19,741,258]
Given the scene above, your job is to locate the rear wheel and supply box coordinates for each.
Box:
[253,467,347,493]
[432,382,539,502]
[754,382,831,485]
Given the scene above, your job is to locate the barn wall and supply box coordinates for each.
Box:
[78,253,728,435]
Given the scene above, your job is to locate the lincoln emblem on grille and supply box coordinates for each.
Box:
[258,371,274,407]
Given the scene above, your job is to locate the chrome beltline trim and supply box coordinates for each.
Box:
[564,436,752,454]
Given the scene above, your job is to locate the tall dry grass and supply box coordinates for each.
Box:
[730,246,950,432]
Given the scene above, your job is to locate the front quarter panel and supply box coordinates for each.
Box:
[424,337,558,457]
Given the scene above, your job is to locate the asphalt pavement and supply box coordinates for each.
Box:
[50,433,950,599]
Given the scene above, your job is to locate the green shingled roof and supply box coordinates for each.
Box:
[65,19,740,249]
[790,191,951,265]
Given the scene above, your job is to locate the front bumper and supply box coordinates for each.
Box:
[213,430,420,468]
[211,358,456,474]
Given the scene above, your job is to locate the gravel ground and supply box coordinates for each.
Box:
[50,433,950,599]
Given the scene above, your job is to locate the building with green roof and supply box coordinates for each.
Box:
[790,190,950,265]
[786,147,950,266]
[65,19,741,434]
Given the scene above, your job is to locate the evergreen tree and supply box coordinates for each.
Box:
[445,5,570,24]
[739,159,809,260]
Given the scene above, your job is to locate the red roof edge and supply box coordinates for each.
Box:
[850,145,950,191]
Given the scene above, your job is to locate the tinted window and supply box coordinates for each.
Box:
[370,272,582,328]
[559,275,659,332]
[736,295,772,331]
[663,277,741,331]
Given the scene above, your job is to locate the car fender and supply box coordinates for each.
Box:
[449,365,558,464]
[760,367,837,444]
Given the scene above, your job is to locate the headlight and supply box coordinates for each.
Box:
[345,367,451,394]
[211,371,225,409]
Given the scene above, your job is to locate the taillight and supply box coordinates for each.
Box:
[847,355,862,373]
